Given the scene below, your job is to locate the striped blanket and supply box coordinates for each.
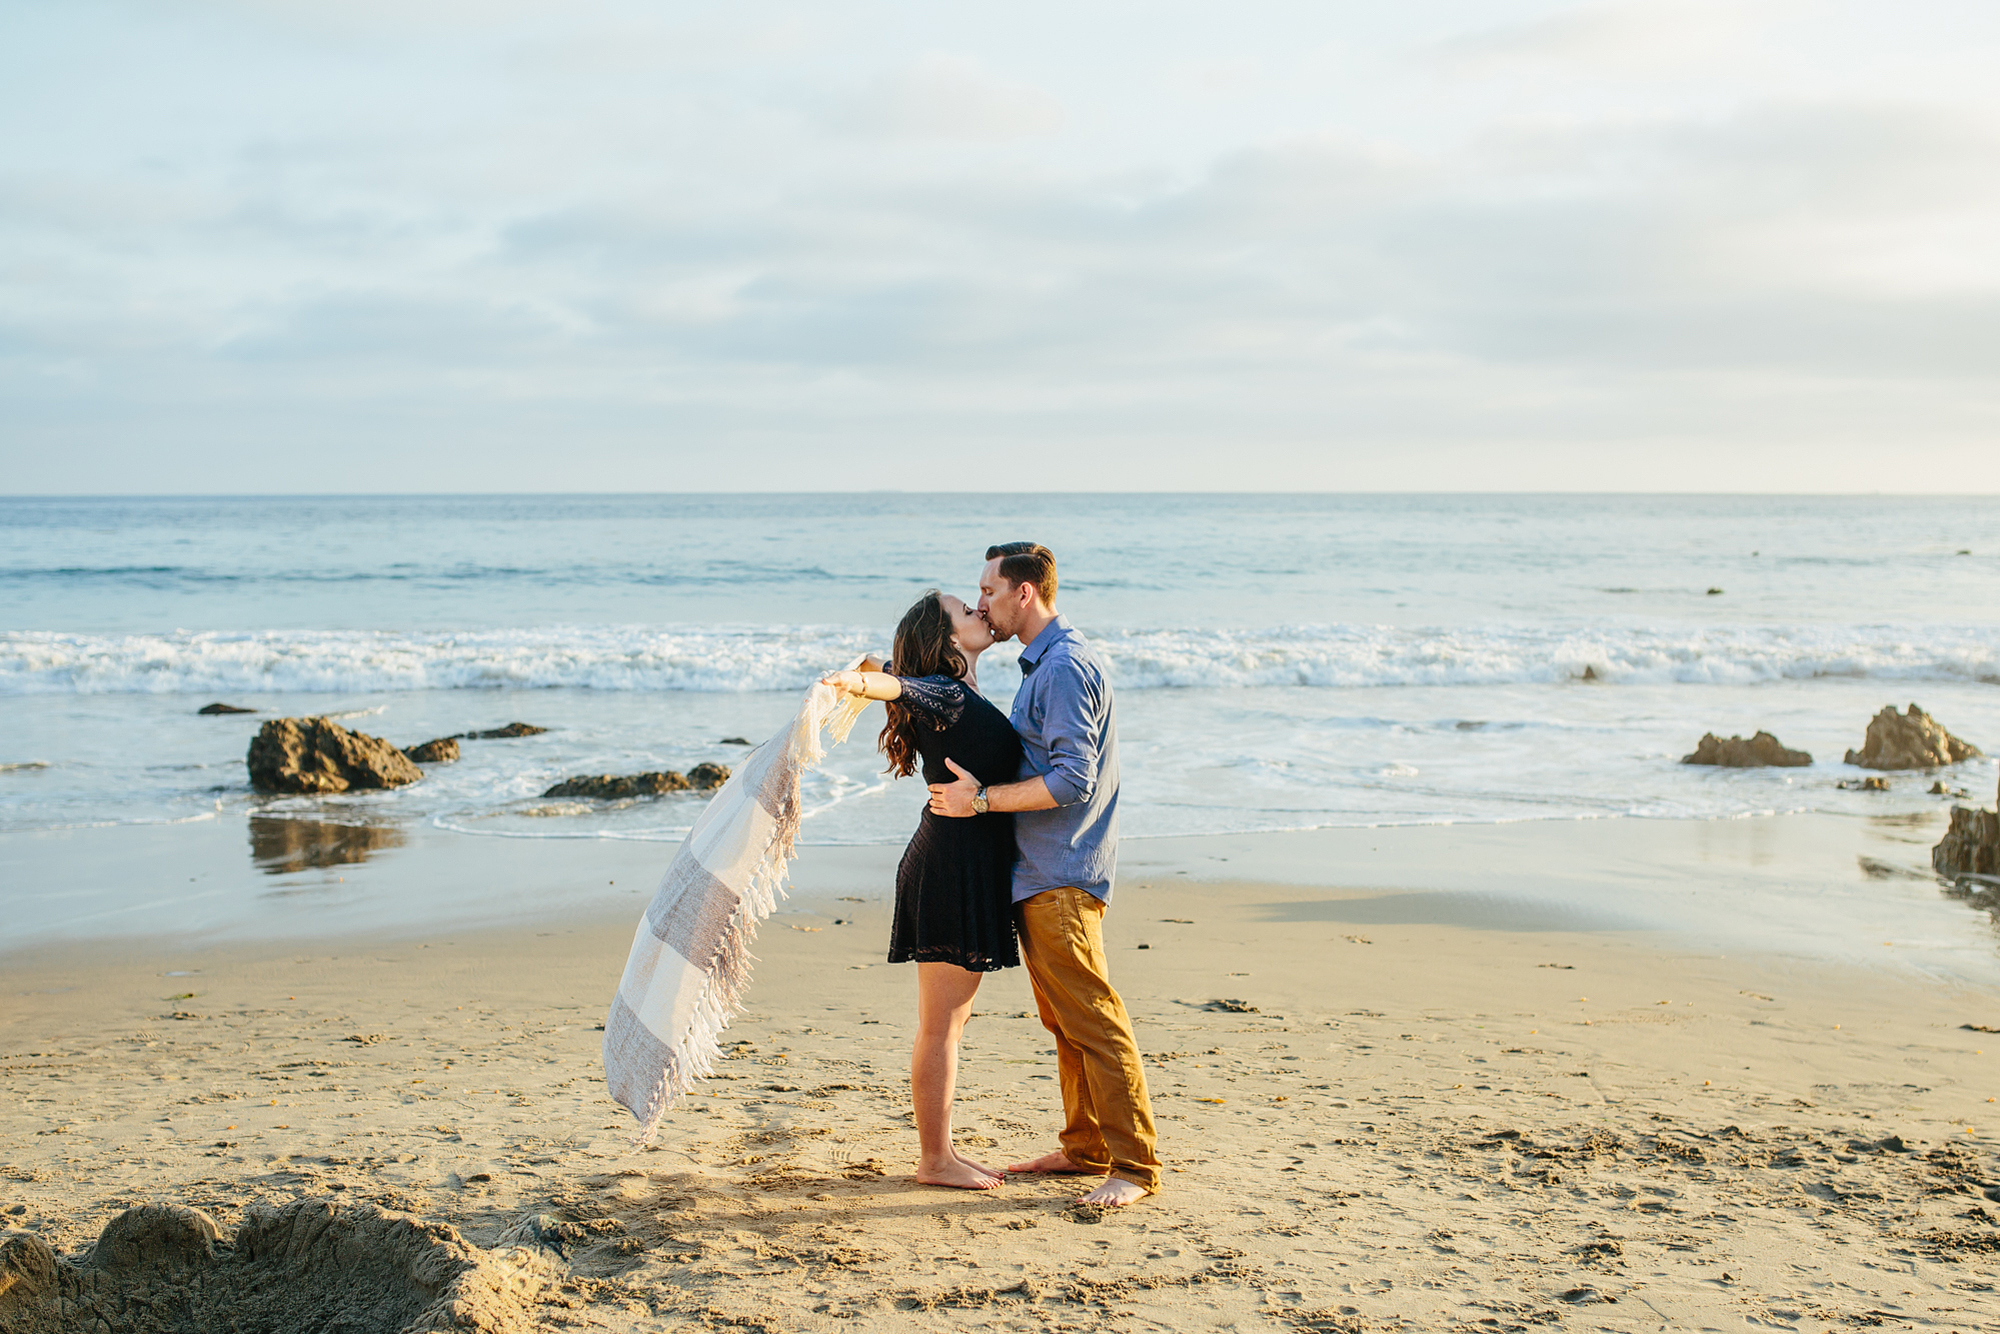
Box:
[603,674,869,1142]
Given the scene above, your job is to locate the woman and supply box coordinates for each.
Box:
[822,590,1021,1191]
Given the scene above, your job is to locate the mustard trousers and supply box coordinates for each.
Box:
[1016,886,1162,1193]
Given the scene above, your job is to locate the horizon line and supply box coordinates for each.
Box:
[3,489,1997,501]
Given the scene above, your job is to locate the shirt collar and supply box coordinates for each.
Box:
[1016,614,1073,675]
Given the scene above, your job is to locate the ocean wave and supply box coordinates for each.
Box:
[1093,624,2000,689]
[2,623,1998,695]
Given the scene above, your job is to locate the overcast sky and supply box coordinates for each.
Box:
[3,1,1997,492]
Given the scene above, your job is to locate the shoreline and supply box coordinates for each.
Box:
[5,806,1994,986]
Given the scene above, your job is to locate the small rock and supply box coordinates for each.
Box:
[1580,664,1602,682]
[1202,998,1259,1013]
[720,736,753,746]
[1838,777,1891,792]
[542,772,691,799]
[197,702,255,715]
[1706,587,1723,596]
[460,722,549,740]
[1681,731,1811,768]
[686,761,731,790]
[247,718,422,795]
[1845,703,1983,770]
[402,737,461,765]
[1930,781,1968,797]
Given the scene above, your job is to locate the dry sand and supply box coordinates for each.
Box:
[5,829,2000,1332]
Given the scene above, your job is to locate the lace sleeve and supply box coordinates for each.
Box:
[894,674,968,729]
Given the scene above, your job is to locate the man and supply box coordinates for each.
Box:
[928,541,1160,1207]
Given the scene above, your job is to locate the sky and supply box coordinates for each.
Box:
[2,0,1998,493]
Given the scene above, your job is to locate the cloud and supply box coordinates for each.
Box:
[829,54,1066,140]
[3,2,1998,491]
[1433,1,1761,74]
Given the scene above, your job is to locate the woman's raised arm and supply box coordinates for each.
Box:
[821,669,903,701]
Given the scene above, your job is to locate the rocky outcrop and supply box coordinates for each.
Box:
[1681,731,1811,767]
[1844,704,1983,770]
[1933,807,1999,882]
[461,723,548,740]
[542,763,731,800]
[197,702,255,715]
[247,718,422,795]
[543,772,690,799]
[403,737,461,764]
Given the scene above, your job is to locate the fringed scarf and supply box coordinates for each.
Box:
[602,673,869,1143]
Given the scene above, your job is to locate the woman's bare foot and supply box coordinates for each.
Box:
[953,1148,1004,1181]
[916,1157,1004,1190]
[1079,1177,1149,1207]
[1004,1150,1103,1175]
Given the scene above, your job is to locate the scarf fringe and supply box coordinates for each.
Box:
[625,673,867,1146]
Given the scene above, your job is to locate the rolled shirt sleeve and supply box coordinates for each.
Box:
[1036,663,1104,806]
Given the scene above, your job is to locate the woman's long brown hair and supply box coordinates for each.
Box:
[879,590,966,778]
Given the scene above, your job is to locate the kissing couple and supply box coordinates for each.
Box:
[821,543,1161,1207]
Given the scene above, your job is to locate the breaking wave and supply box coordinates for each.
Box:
[3,622,1997,696]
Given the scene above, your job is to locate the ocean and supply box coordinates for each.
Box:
[3,493,1997,935]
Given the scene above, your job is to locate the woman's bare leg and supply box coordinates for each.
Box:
[912,961,1000,1189]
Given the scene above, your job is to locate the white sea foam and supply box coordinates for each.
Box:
[4,623,1997,695]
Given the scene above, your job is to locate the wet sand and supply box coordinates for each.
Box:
[5,819,2000,1331]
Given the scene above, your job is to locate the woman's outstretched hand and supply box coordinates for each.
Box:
[927,757,980,818]
[821,670,865,695]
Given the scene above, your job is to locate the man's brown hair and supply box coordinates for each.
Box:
[985,541,1057,605]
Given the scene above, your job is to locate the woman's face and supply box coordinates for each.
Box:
[942,594,994,652]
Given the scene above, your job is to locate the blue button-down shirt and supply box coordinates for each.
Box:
[1009,615,1120,903]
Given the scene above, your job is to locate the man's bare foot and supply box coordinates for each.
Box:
[916,1157,1003,1190]
[1079,1177,1149,1208]
[953,1148,1004,1181]
[1004,1150,1104,1176]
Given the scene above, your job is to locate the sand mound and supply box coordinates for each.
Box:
[0,1198,554,1334]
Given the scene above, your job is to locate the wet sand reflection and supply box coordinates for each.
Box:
[249,815,406,875]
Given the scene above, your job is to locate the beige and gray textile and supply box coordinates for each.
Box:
[603,675,867,1141]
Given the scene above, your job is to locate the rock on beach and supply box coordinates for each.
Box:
[1844,704,1982,770]
[246,718,423,795]
[687,761,730,790]
[196,702,255,715]
[543,772,688,799]
[402,737,461,764]
[460,723,548,740]
[542,764,731,800]
[1933,775,2000,882]
[1681,731,1811,767]
[1933,807,1999,881]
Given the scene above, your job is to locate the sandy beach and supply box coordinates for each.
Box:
[5,816,1999,1332]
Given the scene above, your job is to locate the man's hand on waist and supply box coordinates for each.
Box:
[928,758,1060,817]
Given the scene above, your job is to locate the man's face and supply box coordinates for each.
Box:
[977,558,1024,642]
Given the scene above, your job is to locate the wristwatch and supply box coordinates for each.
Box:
[972,786,990,815]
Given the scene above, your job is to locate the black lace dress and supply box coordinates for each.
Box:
[887,674,1022,971]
